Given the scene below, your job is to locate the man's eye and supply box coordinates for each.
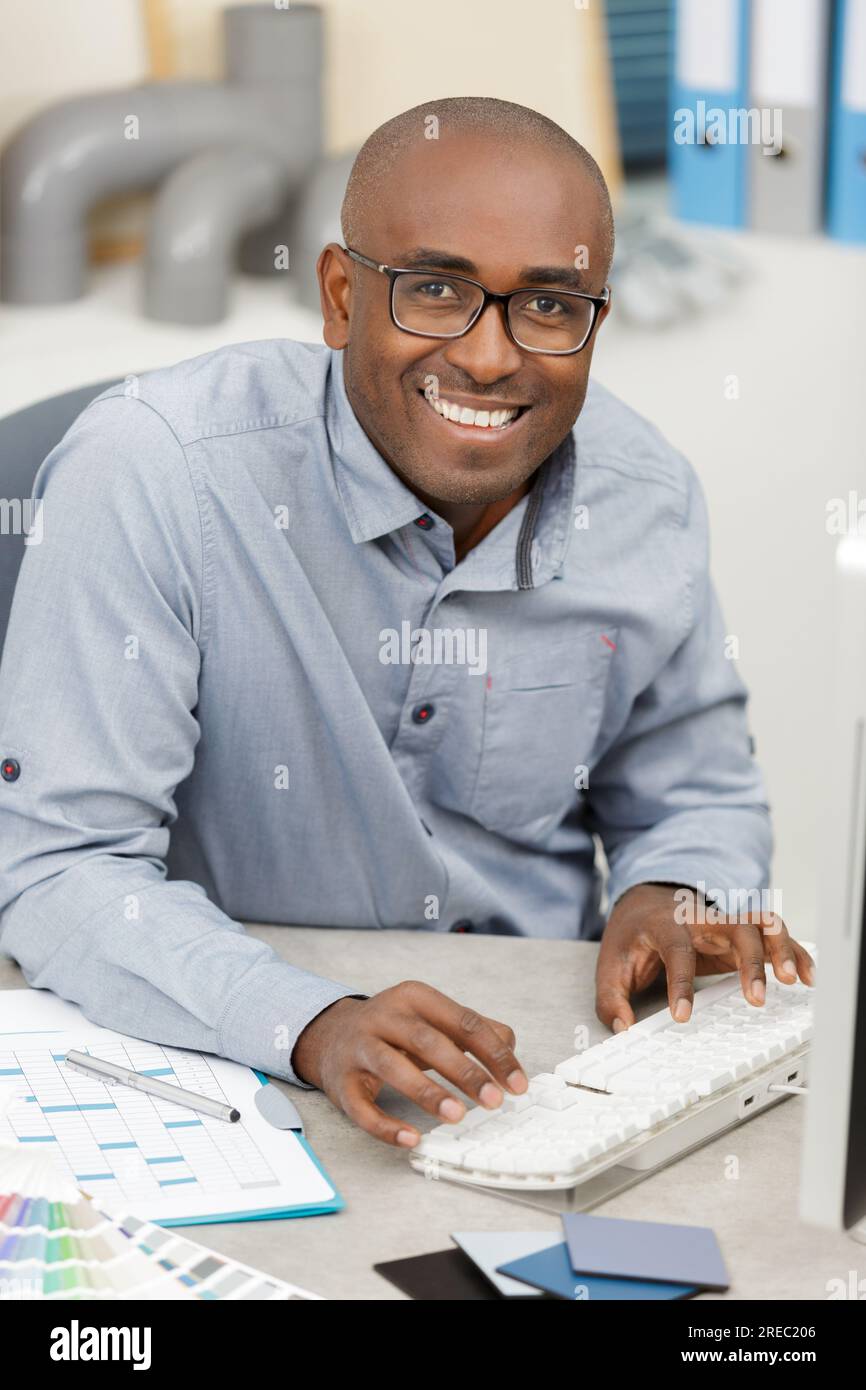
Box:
[525,295,569,317]
[416,281,457,300]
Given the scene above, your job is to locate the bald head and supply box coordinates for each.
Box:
[341,96,615,280]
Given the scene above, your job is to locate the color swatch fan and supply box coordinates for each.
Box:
[0,1139,319,1301]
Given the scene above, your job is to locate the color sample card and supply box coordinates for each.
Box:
[498,1243,697,1301]
[0,1141,321,1301]
[561,1213,729,1291]
[374,1248,504,1300]
[451,1231,562,1297]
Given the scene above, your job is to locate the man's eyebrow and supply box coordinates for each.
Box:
[394,249,590,291]
[396,248,478,274]
[518,264,588,291]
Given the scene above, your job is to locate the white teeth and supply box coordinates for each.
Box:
[422,393,520,429]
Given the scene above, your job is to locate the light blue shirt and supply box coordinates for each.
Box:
[0,340,771,1086]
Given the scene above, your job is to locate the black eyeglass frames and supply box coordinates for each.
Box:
[343,246,610,355]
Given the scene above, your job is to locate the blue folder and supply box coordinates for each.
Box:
[670,0,750,228]
[827,0,866,242]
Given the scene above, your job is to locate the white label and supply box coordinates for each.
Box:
[843,0,866,111]
[676,0,739,91]
[751,0,828,106]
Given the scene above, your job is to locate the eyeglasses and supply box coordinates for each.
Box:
[344,246,610,355]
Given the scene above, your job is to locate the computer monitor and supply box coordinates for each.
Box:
[799,533,866,1235]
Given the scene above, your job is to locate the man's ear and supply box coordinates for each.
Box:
[597,286,613,331]
[317,243,352,349]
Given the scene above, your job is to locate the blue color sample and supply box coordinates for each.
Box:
[562,1213,729,1290]
[498,1243,697,1301]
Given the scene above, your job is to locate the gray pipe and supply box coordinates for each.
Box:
[144,144,289,324]
[0,4,322,313]
[284,149,357,313]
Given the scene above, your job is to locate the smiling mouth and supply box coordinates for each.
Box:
[417,389,528,432]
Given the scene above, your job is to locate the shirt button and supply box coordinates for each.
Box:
[450,919,474,933]
[412,702,435,725]
[414,513,435,530]
[1,757,20,782]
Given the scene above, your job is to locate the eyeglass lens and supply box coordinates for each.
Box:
[392,272,594,350]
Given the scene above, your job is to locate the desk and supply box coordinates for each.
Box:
[0,926,856,1300]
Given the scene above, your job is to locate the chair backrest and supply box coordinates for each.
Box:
[0,380,119,661]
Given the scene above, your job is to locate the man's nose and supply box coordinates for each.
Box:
[441,300,523,384]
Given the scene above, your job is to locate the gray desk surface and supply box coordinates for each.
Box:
[0,926,855,1300]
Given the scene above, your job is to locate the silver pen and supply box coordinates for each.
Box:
[64,1049,240,1123]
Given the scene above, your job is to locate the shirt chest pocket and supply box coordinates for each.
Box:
[469,627,617,842]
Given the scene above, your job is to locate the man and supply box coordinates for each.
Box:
[0,98,812,1150]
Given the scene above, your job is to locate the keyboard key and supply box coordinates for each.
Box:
[500,1091,534,1113]
[535,1089,582,1111]
[530,1073,567,1090]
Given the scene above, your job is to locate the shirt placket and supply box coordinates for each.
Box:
[388,510,462,804]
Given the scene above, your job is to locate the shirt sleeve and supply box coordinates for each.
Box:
[0,393,364,1088]
[585,460,773,919]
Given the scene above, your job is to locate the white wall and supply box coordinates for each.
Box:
[0,0,147,137]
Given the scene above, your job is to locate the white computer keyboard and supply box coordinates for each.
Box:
[410,965,814,1191]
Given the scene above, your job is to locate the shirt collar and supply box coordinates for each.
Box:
[327,348,424,543]
[326,347,578,588]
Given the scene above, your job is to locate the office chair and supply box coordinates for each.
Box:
[0,379,119,660]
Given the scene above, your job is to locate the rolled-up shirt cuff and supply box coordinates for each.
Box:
[607,865,731,917]
[607,866,771,922]
[216,960,368,1089]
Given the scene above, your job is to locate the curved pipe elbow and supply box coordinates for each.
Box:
[0,85,308,305]
[143,145,290,325]
[0,88,178,303]
[0,6,323,307]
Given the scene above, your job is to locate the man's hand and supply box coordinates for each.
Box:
[291,981,528,1148]
[596,883,815,1032]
